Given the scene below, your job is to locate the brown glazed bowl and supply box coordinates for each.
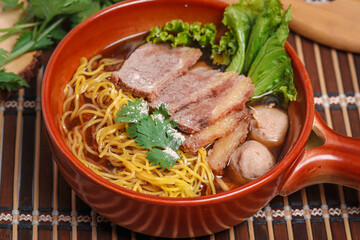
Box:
[42,0,360,237]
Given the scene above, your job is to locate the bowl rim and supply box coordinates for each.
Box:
[42,0,315,205]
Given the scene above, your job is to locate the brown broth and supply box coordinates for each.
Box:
[66,35,289,195]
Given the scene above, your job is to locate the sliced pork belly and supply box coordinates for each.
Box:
[111,42,202,101]
[207,116,250,172]
[181,109,250,153]
[173,76,254,134]
[149,66,239,113]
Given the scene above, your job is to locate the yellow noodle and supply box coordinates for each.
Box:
[61,55,216,197]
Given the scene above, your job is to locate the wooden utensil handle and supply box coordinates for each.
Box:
[280,111,360,195]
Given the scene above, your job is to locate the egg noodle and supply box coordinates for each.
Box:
[61,55,216,197]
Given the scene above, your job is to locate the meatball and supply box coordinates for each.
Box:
[229,140,275,180]
[250,104,289,147]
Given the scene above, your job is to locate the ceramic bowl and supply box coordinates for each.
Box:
[42,0,360,237]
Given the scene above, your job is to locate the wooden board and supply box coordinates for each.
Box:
[282,0,360,53]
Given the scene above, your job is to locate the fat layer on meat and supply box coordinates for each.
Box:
[111,42,202,101]
[181,109,250,153]
[173,76,254,134]
[149,66,239,113]
[207,116,250,172]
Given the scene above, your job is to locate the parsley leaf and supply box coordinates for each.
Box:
[1,0,22,11]
[115,98,149,123]
[29,0,92,22]
[0,68,30,91]
[12,30,54,52]
[0,0,125,94]
[0,48,9,67]
[70,0,125,27]
[116,99,185,169]
[49,27,67,40]
[147,148,180,169]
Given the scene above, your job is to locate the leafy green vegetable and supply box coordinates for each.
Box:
[0,69,30,91]
[146,20,216,47]
[147,148,179,169]
[49,27,68,40]
[0,0,124,95]
[0,49,8,67]
[146,19,236,65]
[211,31,237,65]
[30,0,91,26]
[12,30,54,52]
[248,8,296,101]
[116,99,185,169]
[70,0,102,27]
[70,0,120,27]
[242,0,283,74]
[1,0,22,10]
[222,0,264,74]
[115,98,149,123]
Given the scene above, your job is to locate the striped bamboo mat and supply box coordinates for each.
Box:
[0,31,359,240]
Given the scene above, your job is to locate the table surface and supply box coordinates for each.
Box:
[0,29,359,240]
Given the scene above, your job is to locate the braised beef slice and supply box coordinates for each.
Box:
[207,116,250,172]
[111,42,202,101]
[181,109,250,153]
[149,66,239,114]
[173,76,254,134]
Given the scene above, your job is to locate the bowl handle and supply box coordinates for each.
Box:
[280,111,360,195]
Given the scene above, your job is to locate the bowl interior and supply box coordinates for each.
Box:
[42,0,314,200]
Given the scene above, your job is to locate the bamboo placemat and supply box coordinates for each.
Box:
[0,31,359,240]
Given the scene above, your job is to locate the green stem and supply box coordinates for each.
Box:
[0,22,40,32]
[37,17,64,41]
[37,16,54,38]
[2,17,65,65]
[0,31,22,42]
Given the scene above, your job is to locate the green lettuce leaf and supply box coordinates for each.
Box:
[223,0,265,74]
[248,8,296,101]
[146,19,235,65]
[243,0,283,74]
[146,19,217,48]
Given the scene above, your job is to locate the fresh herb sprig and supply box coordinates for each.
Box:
[0,0,124,93]
[115,99,185,169]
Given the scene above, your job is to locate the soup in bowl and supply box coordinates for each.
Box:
[42,0,360,237]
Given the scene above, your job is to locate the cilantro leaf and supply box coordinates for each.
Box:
[115,98,149,123]
[0,69,30,91]
[116,99,185,169]
[70,0,126,27]
[130,116,170,149]
[12,31,32,52]
[69,0,101,27]
[49,27,67,40]
[152,103,177,128]
[0,49,9,67]
[147,148,180,169]
[1,0,22,11]
[12,30,53,52]
[0,0,125,95]
[29,0,92,21]
[165,127,185,150]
